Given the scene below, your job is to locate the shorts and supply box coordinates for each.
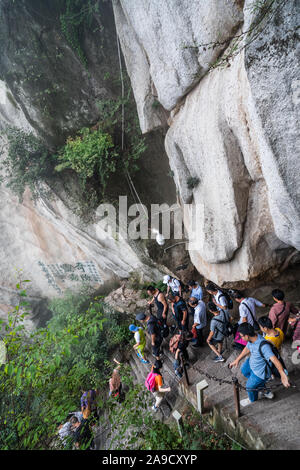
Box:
[209,337,223,345]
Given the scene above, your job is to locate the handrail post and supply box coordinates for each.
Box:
[232,377,241,418]
[180,352,190,386]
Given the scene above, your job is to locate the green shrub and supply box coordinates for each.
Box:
[55,127,119,194]
[0,128,56,201]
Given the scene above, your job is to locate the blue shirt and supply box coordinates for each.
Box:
[247,335,274,380]
[190,284,203,301]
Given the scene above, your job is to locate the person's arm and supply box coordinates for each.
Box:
[151,333,156,347]
[229,347,250,368]
[178,283,182,297]
[148,295,155,305]
[254,298,265,308]
[268,306,277,328]
[290,304,299,315]
[133,331,140,350]
[181,309,187,325]
[113,358,121,370]
[158,382,171,393]
[159,293,168,319]
[269,355,290,387]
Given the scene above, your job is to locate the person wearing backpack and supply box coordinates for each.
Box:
[229,323,290,407]
[136,311,163,360]
[172,331,191,379]
[232,290,265,330]
[129,324,149,364]
[206,302,228,362]
[145,360,171,412]
[167,293,189,332]
[163,275,182,297]
[269,288,299,334]
[206,282,232,320]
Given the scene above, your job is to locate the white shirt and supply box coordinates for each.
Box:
[168,278,180,293]
[238,297,263,325]
[194,301,207,329]
[214,290,228,312]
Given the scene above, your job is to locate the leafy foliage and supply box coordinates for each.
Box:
[102,376,241,450]
[55,127,119,193]
[0,128,56,201]
[0,282,131,450]
[59,0,100,66]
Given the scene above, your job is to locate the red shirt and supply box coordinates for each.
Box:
[269,302,298,333]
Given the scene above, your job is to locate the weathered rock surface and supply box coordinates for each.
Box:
[113,0,243,131]
[0,0,118,147]
[0,182,164,328]
[244,0,300,253]
[114,0,300,284]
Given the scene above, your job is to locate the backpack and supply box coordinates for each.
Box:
[147,315,162,341]
[158,321,169,338]
[258,339,287,379]
[145,371,158,392]
[169,334,181,354]
[217,290,233,310]
[214,312,234,337]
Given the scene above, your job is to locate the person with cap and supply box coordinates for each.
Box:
[163,275,182,297]
[129,324,149,364]
[136,311,163,361]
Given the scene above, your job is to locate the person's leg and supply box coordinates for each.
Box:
[197,327,204,346]
[241,358,251,379]
[153,391,164,408]
[246,372,266,402]
[207,339,221,357]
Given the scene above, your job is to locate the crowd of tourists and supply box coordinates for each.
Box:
[57,276,300,447]
[129,275,300,411]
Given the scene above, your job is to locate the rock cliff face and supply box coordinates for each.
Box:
[0,0,299,321]
[113,0,300,284]
[0,0,174,325]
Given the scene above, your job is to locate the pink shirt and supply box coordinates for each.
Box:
[269,302,298,333]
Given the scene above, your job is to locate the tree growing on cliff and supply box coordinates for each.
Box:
[0,127,56,202]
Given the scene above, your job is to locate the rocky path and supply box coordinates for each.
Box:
[129,326,300,450]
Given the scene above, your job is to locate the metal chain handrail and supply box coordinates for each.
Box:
[192,363,297,392]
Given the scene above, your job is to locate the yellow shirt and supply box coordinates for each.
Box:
[265,328,284,351]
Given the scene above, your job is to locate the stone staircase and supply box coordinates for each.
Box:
[128,323,300,450]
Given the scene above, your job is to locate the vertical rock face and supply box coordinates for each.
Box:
[113,0,243,131]
[244,0,300,252]
[0,0,119,146]
[114,0,300,284]
[0,0,174,323]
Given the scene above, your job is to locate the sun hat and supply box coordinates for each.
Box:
[129,324,139,332]
[136,312,147,321]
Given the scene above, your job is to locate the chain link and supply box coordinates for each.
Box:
[192,364,297,392]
